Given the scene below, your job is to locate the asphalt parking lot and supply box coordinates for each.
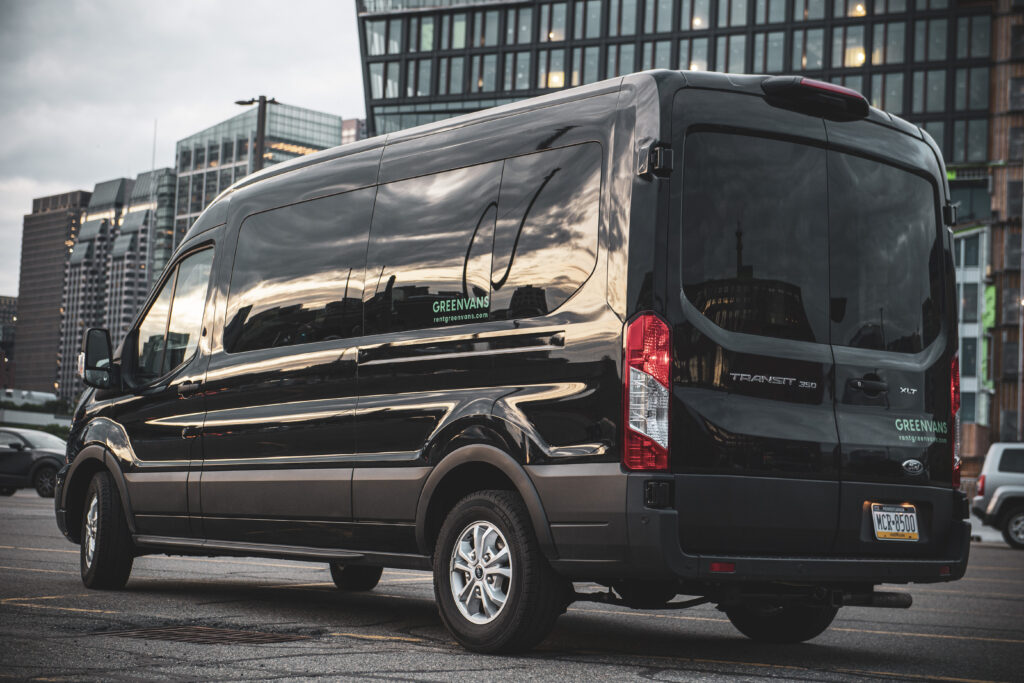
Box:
[1,490,1022,682]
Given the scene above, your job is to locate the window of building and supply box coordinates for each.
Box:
[221,141,234,165]
[387,18,403,54]
[754,0,786,24]
[911,70,945,114]
[607,43,635,76]
[574,0,602,38]
[572,46,601,84]
[406,59,432,97]
[962,337,977,377]
[793,28,824,70]
[1010,127,1024,162]
[641,40,673,68]
[961,391,976,423]
[918,0,947,9]
[204,172,217,207]
[608,0,638,36]
[921,120,944,152]
[956,15,990,59]
[226,190,373,353]
[645,0,674,33]
[679,37,710,69]
[833,74,863,94]
[366,19,387,56]
[408,15,434,52]
[386,62,400,98]
[471,54,498,91]
[873,0,906,13]
[872,22,905,64]
[716,34,747,74]
[962,283,978,323]
[834,0,867,17]
[438,56,466,95]
[441,13,467,49]
[219,170,232,194]
[1011,78,1024,111]
[364,163,501,335]
[954,67,988,111]
[753,31,785,72]
[189,177,203,213]
[539,2,567,41]
[914,19,947,62]
[178,149,191,173]
[237,138,248,161]
[506,6,532,44]
[951,119,988,163]
[538,48,567,87]
[1012,25,1024,60]
[680,0,711,30]
[504,51,532,90]
[369,63,384,99]
[719,0,748,27]
[793,0,824,21]
[492,144,602,319]
[176,177,189,215]
[963,234,980,267]
[832,25,866,68]
[475,9,500,46]
[1009,180,1023,218]
[194,146,205,170]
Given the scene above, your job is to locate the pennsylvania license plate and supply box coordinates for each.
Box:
[870,503,919,541]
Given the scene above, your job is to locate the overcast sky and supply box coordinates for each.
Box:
[0,0,365,297]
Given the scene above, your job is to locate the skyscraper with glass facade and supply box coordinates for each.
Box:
[173,104,344,248]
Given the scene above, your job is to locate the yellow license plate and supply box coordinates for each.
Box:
[870,503,919,541]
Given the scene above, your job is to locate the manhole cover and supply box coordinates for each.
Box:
[101,625,310,645]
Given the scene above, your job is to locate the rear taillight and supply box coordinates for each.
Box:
[977,474,985,497]
[951,353,961,489]
[623,314,671,470]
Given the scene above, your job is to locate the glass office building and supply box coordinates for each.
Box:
[173,104,344,248]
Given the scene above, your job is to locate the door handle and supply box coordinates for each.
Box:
[177,381,202,396]
[849,378,888,394]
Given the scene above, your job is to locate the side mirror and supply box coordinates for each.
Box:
[80,328,116,390]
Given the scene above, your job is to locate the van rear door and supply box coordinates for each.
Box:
[668,90,840,556]
[824,120,957,558]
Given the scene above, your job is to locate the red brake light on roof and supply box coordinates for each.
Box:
[761,75,870,120]
[623,314,671,471]
[951,353,961,489]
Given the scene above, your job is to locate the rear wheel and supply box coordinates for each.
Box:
[80,471,134,589]
[329,564,383,591]
[725,602,838,643]
[434,490,568,653]
[1001,507,1024,549]
[34,465,57,498]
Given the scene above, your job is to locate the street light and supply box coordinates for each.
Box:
[235,96,278,173]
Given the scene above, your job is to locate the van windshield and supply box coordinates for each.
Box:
[680,131,943,353]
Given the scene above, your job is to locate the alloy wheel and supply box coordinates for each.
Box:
[449,521,512,624]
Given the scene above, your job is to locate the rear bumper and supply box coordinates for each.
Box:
[547,470,971,585]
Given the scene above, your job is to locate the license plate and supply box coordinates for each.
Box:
[870,503,919,541]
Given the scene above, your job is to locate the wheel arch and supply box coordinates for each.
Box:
[62,445,135,544]
[415,443,556,561]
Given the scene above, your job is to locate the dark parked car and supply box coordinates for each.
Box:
[0,427,66,497]
[56,70,969,653]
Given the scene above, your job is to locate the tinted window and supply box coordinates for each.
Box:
[681,132,829,343]
[136,276,173,382]
[999,449,1024,473]
[829,153,942,353]
[0,432,25,449]
[164,250,213,370]
[364,163,501,334]
[491,143,602,320]
[225,189,374,353]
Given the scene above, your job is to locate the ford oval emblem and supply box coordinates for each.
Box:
[902,459,924,475]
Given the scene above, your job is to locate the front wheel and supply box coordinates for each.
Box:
[1001,507,1024,549]
[434,490,568,654]
[34,466,57,498]
[80,471,134,589]
[329,563,383,591]
[725,602,838,643]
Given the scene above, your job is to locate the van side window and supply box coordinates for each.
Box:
[225,188,375,353]
[491,143,602,320]
[828,153,941,353]
[998,449,1024,473]
[681,132,829,343]
[364,162,501,334]
[135,248,213,383]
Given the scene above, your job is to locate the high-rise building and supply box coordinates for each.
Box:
[173,103,344,245]
[14,190,91,394]
[0,296,16,389]
[342,118,369,144]
[58,179,132,402]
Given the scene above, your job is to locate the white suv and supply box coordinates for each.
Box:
[972,443,1024,549]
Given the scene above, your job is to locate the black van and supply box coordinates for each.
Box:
[56,70,970,653]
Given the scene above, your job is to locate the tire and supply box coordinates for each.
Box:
[0,487,16,496]
[433,490,569,654]
[329,563,383,591]
[725,602,839,643]
[80,471,134,589]
[34,465,57,498]
[1001,507,1024,549]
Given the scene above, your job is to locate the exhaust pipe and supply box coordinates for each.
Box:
[842,590,913,609]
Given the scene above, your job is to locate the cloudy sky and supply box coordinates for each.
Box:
[0,0,365,297]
